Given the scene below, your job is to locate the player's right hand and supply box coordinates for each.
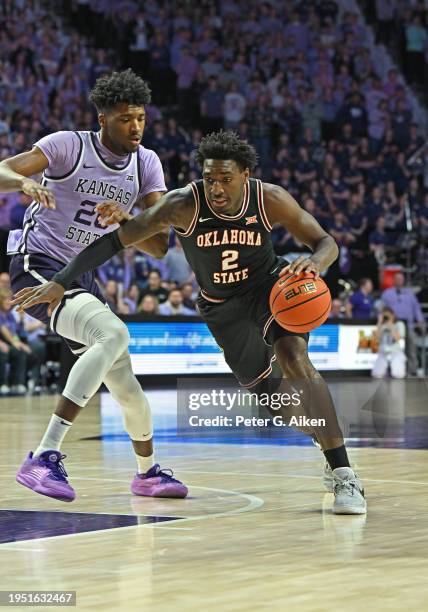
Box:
[11,282,65,317]
[96,201,132,227]
[21,178,56,210]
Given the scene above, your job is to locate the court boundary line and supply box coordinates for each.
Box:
[0,482,265,546]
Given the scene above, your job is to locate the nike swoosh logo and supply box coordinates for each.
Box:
[199,217,213,222]
[83,164,95,169]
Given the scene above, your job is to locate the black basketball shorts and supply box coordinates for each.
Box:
[197,258,309,388]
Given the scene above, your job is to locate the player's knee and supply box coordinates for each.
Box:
[104,319,130,352]
[275,336,312,376]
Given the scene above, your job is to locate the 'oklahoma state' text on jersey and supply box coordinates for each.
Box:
[174,178,277,300]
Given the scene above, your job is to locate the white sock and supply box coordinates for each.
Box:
[136,453,155,475]
[34,414,73,457]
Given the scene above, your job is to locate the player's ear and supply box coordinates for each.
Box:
[98,113,106,128]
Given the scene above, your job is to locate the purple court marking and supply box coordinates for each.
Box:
[0,510,182,544]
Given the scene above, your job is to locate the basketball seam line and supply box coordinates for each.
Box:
[273,288,330,315]
[279,299,332,327]
[270,273,297,308]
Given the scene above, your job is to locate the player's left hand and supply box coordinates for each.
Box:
[11,282,65,317]
[279,257,320,279]
[96,202,132,227]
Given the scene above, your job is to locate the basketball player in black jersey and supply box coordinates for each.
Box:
[12,131,366,514]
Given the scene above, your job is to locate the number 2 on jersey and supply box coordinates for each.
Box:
[73,199,104,229]
[221,250,239,271]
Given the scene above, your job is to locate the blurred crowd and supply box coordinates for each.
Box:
[0,0,427,389]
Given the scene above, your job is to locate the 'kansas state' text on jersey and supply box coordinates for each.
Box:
[7,131,164,263]
[175,178,277,299]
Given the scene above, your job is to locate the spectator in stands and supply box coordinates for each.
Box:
[320,86,340,141]
[164,238,193,286]
[404,15,427,85]
[328,298,346,319]
[381,272,425,375]
[0,196,13,272]
[0,273,10,289]
[295,146,318,186]
[137,294,159,316]
[336,93,368,137]
[102,280,119,312]
[200,76,225,134]
[174,45,199,125]
[372,307,406,379]
[298,87,323,142]
[369,216,390,265]
[139,270,168,304]
[158,289,196,316]
[343,155,364,189]
[97,253,132,293]
[122,283,140,314]
[329,167,351,209]
[0,288,29,395]
[14,310,46,393]
[375,0,395,46]
[224,81,246,130]
[9,192,32,229]
[329,212,356,247]
[392,99,413,148]
[346,278,375,318]
[180,282,197,312]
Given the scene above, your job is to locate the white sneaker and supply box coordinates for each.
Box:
[0,384,10,395]
[323,462,334,492]
[332,467,367,515]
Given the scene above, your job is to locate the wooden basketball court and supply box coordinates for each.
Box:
[1,385,427,611]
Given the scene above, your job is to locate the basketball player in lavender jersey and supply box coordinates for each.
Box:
[13,132,367,514]
[0,69,187,501]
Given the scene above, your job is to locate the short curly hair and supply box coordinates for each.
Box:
[195,130,258,171]
[89,69,151,112]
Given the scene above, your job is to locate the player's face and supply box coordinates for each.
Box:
[202,160,249,214]
[99,104,146,155]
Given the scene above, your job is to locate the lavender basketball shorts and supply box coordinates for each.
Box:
[10,253,105,353]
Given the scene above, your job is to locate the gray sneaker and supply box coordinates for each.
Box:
[332,467,367,515]
[323,462,334,492]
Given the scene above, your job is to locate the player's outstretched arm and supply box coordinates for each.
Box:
[11,187,194,314]
[96,191,169,258]
[263,182,339,278]
[0,147,56,209]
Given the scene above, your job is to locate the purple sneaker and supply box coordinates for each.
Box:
[131,464,188,498]
[16,451,76,502]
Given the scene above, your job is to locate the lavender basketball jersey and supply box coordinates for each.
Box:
[7,131,166,262]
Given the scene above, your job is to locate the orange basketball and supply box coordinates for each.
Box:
[269,271,331,333]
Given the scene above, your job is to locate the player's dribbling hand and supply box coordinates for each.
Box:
[96,202,132,227]
[11,282,65,317]
[21,178,56,210]
[279,257,320,279]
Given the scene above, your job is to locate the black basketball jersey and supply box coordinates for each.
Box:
[174,178,277,300]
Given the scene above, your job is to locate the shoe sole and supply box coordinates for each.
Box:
[132,491,188,498]
[131,485,188,499]
[333,505,367,515]
[16,474,75,502]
